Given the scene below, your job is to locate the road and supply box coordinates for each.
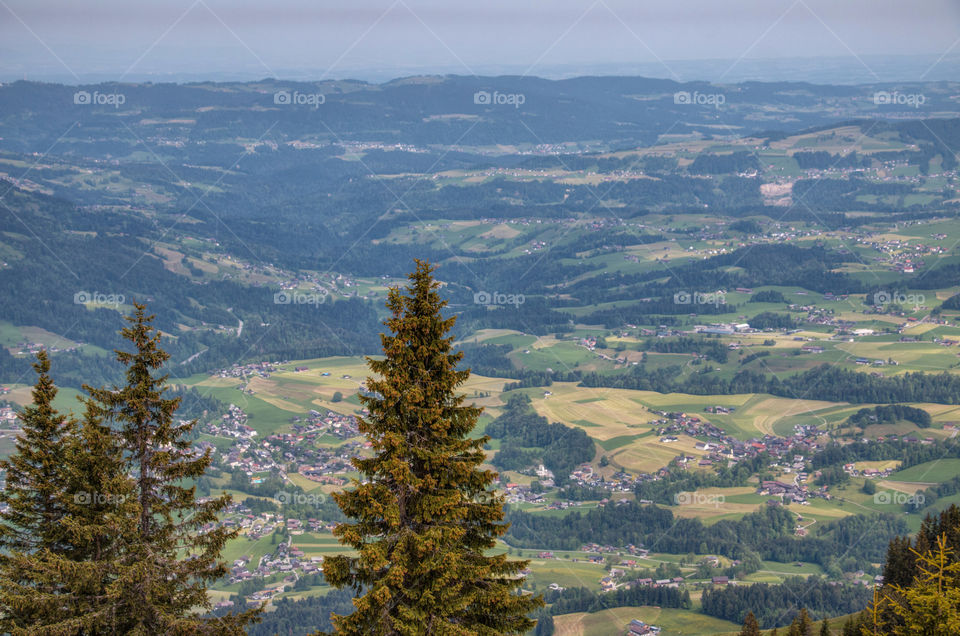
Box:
[181,348,207,365]
[227,307,243,338]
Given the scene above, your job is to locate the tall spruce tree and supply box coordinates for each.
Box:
[0,351,77,630]
[739,611,761,636]
[0,351,72,555]
[83,303,259,633]
[787,608,813,636]
[323,260,543,635]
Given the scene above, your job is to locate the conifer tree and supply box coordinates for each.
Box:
[876,504,960,631]
[0,351,72,555]
[739,610,761,636]
[84,303,259,633]
[787,608,813,636]
[0,351,77,629]
[323,260,543,635]
[819,618,830,636]
[0,401,136,633]
[881,535,960,634]
[841,614,862,636]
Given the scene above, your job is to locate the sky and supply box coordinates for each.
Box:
[2,0,959,84]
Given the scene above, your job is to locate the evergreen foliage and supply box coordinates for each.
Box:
[322,261,542,635]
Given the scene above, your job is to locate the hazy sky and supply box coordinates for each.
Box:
[2,0,959,83]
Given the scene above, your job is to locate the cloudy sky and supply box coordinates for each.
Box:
[2,0,959,83]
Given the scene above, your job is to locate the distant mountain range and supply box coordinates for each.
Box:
[2,53,959,85]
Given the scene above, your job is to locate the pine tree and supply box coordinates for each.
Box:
[739,610,761,636]
[0,351,76,630]
[875,504,960,631]
[0,351,72,554]
[0,352,142,633]
[323,260,543,635]
[819,618,830,636]
[882,534,960,634]
[841,614,857,636]
[0,401,137,633]
[84,303,260,633]
[788,608,813,636]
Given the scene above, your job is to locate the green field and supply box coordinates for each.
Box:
[890,459,960,483]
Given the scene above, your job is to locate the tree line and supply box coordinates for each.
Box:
[702,576,871,628]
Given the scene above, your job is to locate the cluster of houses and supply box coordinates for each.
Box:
[565,463,639,492]
[215,361,281,380]
[227,541,326,607]
[297,410,361,439]
[201,404,257,440]
[0,404,17,426]
[656,411,729,440]
[758,480,807,503]
[627,619,661,635]
[214,504,334,591]
[858,234,947,274]
[842,463,898,479]
[9,340,79,356]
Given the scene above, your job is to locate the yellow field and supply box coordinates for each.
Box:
[457,328,526,344]
[245,378,307,412]
[922,403,960,422]
[670,487,760,519]
[853,460,902,472]
[526,382,657,440]
[746,397,843,435]
[554,607,637,636]
[479,224,521,240]
[634,392,754,410]
[877,480,934,493]
[285,472,326,493]
[522,385,865,472]
[264,357,515,416]
[611,441,694,474]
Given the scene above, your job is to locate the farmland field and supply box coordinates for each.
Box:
[553,606,740,636]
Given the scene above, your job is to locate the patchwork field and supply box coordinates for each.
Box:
[180,356,516,435]
[521,384,860,445]
[553,606,740,636]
